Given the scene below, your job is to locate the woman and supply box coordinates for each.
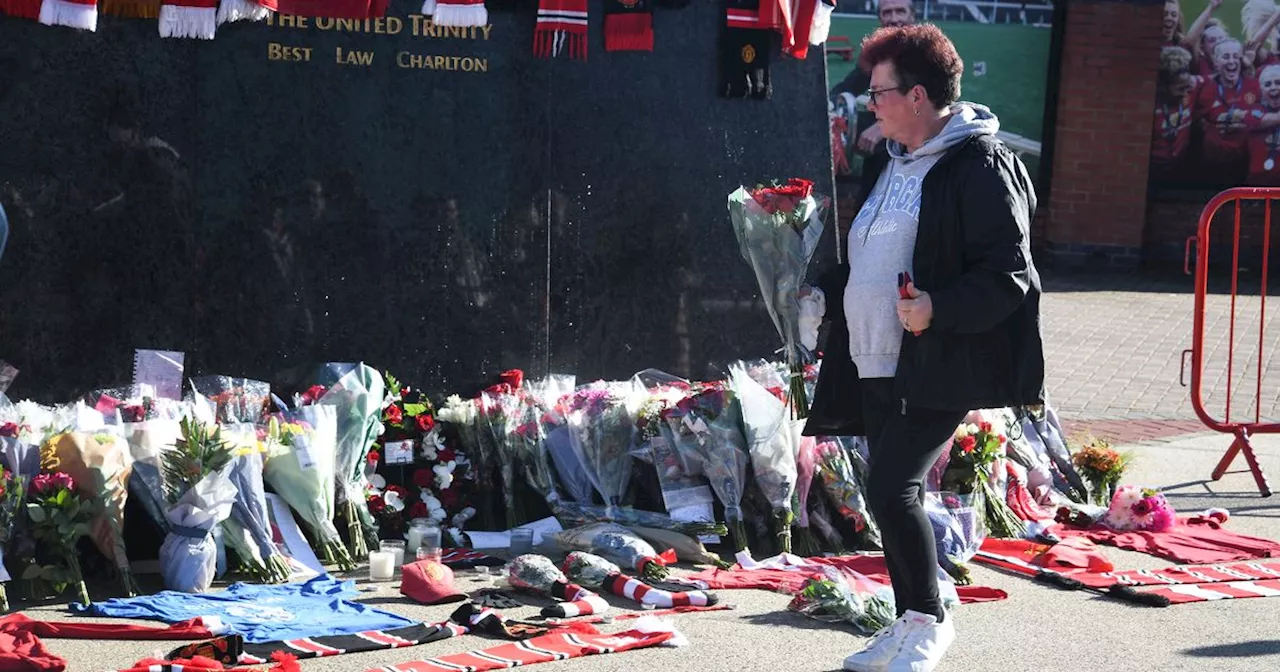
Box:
[1193,38,1260,183]
[1245,63,1280,184]
[804,24,1044,672]
[1151,46,1204,182]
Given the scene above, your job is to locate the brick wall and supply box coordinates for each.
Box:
[1147,196,1280,271]
[1041,0,1165,267]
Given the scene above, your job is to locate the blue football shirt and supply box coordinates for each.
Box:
[70,574,417,643]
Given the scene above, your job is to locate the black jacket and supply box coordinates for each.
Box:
[803,133,1046,437]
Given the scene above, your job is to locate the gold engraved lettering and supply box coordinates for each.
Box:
[336,47,375,66]
[395,52,488,72]
[268,42,313,62]
[315,17,333,30]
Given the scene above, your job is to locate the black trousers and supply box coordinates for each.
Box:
[861,377,967,621]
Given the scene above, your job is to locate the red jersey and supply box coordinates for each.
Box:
[1195,76,1263,161]
[1152,89,1198,164]
[1248,123,1280,185]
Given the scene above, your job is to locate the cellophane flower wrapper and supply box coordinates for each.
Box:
[786,565,896,636]
[478,388,525,529]
[123,417,183,533]
[562,551,622,589]
[727,182,827,418]
[630,373,716,518]
[513,376,574,509]
[814,438,880,547]
[221,425,291,582]
[160,469,237,593]
[507,553,569,595]
[187,377,270,424]
[548,522,676,581]
[661,384,750,551]
[565,383,642,518]
[550,500,726,538]
[437,394,493,496]
[318,364,385,556]
[47,428,138,594]
[262,404,348,566]
[729,360,801,552]
[926,491,983,583]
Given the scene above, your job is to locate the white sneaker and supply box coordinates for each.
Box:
[886,610,956,672]
[843,617,909,672]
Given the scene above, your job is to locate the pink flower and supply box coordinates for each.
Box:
[0,422,19,438]
[1131,497,1155,517]
[31,472,76,496]
[1149,506,1177,532]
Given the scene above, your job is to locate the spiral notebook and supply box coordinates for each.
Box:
[132,349,185,400]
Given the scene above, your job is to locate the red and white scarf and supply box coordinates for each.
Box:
[600,573,717,608]
[431,0,484,26]
[534,0,588,60]
[38,0,97,31]
[159,0,216,38]
[544,581,610,618]
[371,627,675,672]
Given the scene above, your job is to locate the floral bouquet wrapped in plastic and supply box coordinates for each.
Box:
[546,522,677,581]
[941,421,1025,540]
[159,419,237,593]
[308,364,385,559]
[220,425,292,583]
[262,404,353,570]
[564,382,643,518]
[506,553,609,617]
[1103,485,1176,532]
[1071,436,1130,507]
[24,470,94,605]
[814,438,880,547]
[727,178,828,418]
[660,383,750,551]
[729,360,802,553]
[786,565,896,635]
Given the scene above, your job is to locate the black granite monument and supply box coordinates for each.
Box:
[0,2,835,401]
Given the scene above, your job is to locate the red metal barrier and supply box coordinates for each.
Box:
[1184,187,1278,498]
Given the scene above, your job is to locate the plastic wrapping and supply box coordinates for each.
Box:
[564,383,642,517]
[262,404,351,569]
[660,384,750,550]
[317,364,385,556]
[47,430,137,594]
[729,360,801,552]
[187,376,270,424]
[160,470,237,593]
[546,522,675,580]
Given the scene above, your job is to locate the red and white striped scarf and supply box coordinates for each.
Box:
[159,0,216,39]
[534,0,588,60]
[544,581,610,618]
[38,0,97,30]
[600,573,718,608]
[1072,560,1280,590]
[369,627,675,672]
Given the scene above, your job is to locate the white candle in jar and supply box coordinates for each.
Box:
[369,551,395,581]
[406,526,424,555]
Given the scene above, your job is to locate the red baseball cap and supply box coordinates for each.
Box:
[401,559,467,605]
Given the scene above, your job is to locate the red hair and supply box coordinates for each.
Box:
[859,24,964,108]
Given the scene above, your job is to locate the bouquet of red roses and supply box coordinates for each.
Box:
[940,421,1025,539]
[727,178,828,418]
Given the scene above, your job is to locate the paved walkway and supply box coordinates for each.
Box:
[1042,269,1280,436]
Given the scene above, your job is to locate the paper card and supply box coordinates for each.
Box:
[293,436,316,470]
[385,439,415,465]
[669,502,721,545]
[133,350,185,401]
[467,531,511,550]
[265,493,324,576]
[0,361,17,395]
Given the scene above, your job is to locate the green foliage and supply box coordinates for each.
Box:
[163,418,234,505]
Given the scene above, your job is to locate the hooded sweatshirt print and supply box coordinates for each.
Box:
[844,102,1000,379]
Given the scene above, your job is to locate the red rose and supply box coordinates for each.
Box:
[437,487,459,509]
[367,450,380,465]
[437,447,457,462]
[385,405,404,425]
[979,421,993,435]
[301,385,327,405]
[0,422,19,438]
[416,414,436,433]
[500,369,525,390]
[367,494,386,514]
[412,468,434,488]
[407,501,429,520]
[122,405,146,423]
[960,435,977,454]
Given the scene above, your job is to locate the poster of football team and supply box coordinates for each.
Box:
[1153,0,1280,186]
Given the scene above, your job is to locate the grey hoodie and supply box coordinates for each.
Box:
[843,102,1001,379]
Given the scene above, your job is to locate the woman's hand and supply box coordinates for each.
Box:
[897,282,933,333]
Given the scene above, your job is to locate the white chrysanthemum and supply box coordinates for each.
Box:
[384,488,406,512]
[434,461,457,490]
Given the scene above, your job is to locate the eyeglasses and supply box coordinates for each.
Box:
[867,85,903,105]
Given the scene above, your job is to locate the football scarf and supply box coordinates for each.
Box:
[534,0,588,60]
[169,622,467,665]
[159,0,217,39]
[600,573,718,608]
[450,603,602,641]
[544,580,610,617]
[441,548,506,569]
[721,0,771,99]
[603,0,652,52]
[38,0,98,31]
[431,0,485,26]
[369,627,676,672]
